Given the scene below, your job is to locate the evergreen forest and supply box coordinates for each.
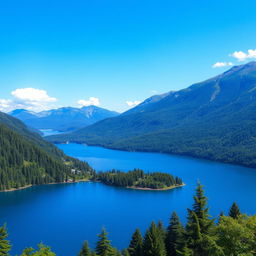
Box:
[0,114,94,190]
[95,169,183,189]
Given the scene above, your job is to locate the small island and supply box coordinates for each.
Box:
[94,169,184,191]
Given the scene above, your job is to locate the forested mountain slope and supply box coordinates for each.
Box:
[0,112,93,190]
[47,62,256,168]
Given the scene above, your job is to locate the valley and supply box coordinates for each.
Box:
[48,62,256,169]
[1,2,256,255]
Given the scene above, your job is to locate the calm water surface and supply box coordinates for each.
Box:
[1,143,256,256]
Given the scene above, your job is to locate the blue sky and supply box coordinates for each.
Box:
[0,0,256,112]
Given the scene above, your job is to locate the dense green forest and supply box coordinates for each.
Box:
[0,123,93,190]
[48,62,256,169]
[95,169,183,189]
[0,112,94,191]
[0,112,64,158]
[1,184,256,255]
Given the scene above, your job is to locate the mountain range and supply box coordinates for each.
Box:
[47,61,256,168]
[10,105,119,132]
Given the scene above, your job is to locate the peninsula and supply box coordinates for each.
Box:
[95,169,184,191]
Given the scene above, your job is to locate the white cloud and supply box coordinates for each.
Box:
[230,49,256,61]
[212,62,233,68]
[0,88,57,113]
[11,88,56,103]
[0,99,12,112]
[126,100,141,108]
[77,97,100,107]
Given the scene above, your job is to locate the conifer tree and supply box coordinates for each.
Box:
[78,241,91,256]
[186,184,219,256]
[165,212,185,256]
[176,245,192,256]
[191,183,213,234]
[143,222,166,256]
[217,211,225,224]
[128,229,143,256]
[157,221,166,242]
[0,224,11,256]
[229,202,241,219]
[95,228,115,256]
[186,210,202,254]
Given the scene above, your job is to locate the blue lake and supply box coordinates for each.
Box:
[1,143,256,255]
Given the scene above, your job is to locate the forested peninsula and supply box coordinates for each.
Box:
[95,169,183,190]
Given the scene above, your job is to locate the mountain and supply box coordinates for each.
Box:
[0,111,93,190]
[47,62,256,168]
[9,105,119,132]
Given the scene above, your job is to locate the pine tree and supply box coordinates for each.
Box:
[157,221,166,241]
[95,228,115,256]
[186,183,218,256]
[192,183,213,234]
[229,202,241,219]
[78,241,91,256]
[0,224,11,256]
[143,222,166,256]
[128,228,143,256]
[176,245,192,256]
[186,210,202,254]
[186,183,213,248]
[166,212,185,256]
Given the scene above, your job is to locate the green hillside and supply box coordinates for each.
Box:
[0,112,93,191]
[47,62,256,168]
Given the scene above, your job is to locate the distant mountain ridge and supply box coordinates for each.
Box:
[10,105,119,132]
[47,61,256,168]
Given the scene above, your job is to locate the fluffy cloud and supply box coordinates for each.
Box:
[0,88,57,112]
[77,97,100,107]
[126,100,141,108]
[11,88,56,103]
[230,49,256,61]
[212,62,233,68]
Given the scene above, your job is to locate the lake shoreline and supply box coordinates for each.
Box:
[1,180,185,193]
[126,183,185,191]
[2,184,33,192]
[1,179,89,193]
[54,141,256,170]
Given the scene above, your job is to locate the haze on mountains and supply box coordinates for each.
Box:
[9,105,119,132]
[48,61,256,168]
